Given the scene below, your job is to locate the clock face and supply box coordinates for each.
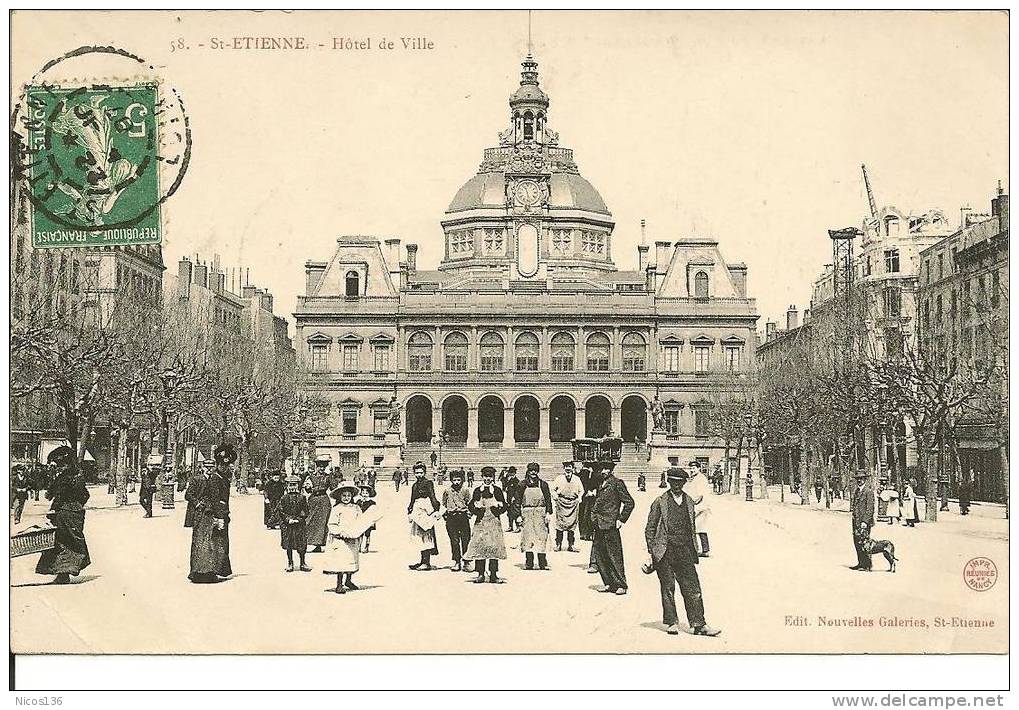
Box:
[514,180,541,207]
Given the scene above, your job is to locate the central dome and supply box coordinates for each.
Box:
[447,171,609,215]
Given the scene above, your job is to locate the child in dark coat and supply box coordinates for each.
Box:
[277,475,311,572]
[358,485,377,553]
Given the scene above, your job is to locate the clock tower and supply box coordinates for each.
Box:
[440,53,615,280]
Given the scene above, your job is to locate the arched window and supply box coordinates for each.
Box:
[408,331,432,371]
[479,332,504,372]
[694,271,709,299]
[523,110,534,141]
[586,332,611,371]
[443,332,468,371]
[515,331,540,371]
[345,271,360,297]
[621,332,647,371]
[550,332,575,371]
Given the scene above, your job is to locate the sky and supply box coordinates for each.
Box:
[11,10,1009,331]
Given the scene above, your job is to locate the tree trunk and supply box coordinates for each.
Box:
[733,438,744,494]
[920,430,938,523]
[115,423,130,506]
[1000,441,1009,519]
[723,441,731,493]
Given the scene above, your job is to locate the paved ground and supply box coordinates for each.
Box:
[10,482,1009,654]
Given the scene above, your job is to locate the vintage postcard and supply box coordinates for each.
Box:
[8,10,1008,662]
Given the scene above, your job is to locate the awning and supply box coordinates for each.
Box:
[39,439,96,463]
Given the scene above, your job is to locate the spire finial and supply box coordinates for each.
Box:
[527,10,533,57]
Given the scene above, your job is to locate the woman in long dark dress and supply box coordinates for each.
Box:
[188,444,234,583]
[35,446,91,584]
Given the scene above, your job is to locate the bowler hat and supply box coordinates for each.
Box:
[450,469,465,480]
[666,466,689,482]
[562,461,576,469]
[480,466,497,476]
[213,444,237,465]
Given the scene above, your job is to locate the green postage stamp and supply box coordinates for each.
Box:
[25,83,161,248]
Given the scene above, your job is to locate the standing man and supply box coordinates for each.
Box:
[407,461,440,571]
[551,461,583,552]
[11,465,30,525]
[519,463,553,571]
[685,461,712,557]
[959,471,972,515]
[504,466,523,533]
[139,460,159,518]
[849,471,875,572]
[578,463,599,542]
[430,450,438,470]
[29,463,43,501]
[442,469,473,571]
[591,460,635,595]
[645,467,721,637]
[392,466,403,493]
[188,443,234,584]
[464,466,508,583]
[466,468,475,487]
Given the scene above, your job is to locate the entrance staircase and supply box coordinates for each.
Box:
[400,442,650,483]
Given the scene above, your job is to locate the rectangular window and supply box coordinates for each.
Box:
[884,248,900,274]
[694,409,710,437]
[665,410,680,436]
[992,270,1001,308]
[883,287,901,318]
[373,344,390,371]
[373,413,388,434]
[446,353,468,371]
[863,256,871,277]
[409,352,431,371]
[622,355,645,372]
[725,346,741,372]
[342,409,358,435]
[342,344,358,371]
[663,346,681,372]
[937,253,944,280]
[480,355,502,371]
[586,354,609,371]
[310,344,328,372]
[551,355,573,371]
[340,451,359,467]
[694,346,710,373]
[516,354,538,371]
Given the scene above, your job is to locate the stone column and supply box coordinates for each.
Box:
[538,405,551,448]
[503,405,515,448]
[467,406,480,448]
[576,404,587,439]
[611,405,622,438]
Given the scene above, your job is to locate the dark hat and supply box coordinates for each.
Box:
[593,460,616,473]
[412,461,427,473]
[562,461,576,468]
[506,466,517,474]
[358,484,376,497]
[47,446,74,466]
[450,469,465,480]
[480,466,497,476]
[330,482,359,501]
[213,444,237,465]
[855,471,869,480]
[526,462,540,473]
[666,467,690,483]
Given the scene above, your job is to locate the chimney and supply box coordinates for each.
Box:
[406,243,418,272]
[212,270,225,293]
[305,261,327,295]
[178,258,192,300]
[242,285,257,299]
[727,264,748,298]
[260,292,274,313]
[786,305,799,331]
[992,183,1008,235]
[193,262,208,288]
[803,308,811,323]
[960,205,973,229]
[637,221,649,271]
[384,238,401,270]
[645,265,655,292]
[654,240,671,291]
[766,321,777,341]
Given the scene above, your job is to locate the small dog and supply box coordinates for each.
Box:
[865,538,898,572]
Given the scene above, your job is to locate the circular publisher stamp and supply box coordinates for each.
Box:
[963,557,998,592]
[11,45,191,247]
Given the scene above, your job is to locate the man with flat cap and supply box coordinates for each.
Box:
[188,443,234,583]
[645,466,721,636]
[442,469,473,571]
[464,466,508,583]
[551,461,584,552]
[850,470,875,572]
[590,460,635,595]
[519,462,553,570]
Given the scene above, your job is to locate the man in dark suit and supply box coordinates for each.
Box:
[850,470,875,571]
[645,467,721,637]
[590,461,635,595]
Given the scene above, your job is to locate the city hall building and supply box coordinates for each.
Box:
[294,54,759,476]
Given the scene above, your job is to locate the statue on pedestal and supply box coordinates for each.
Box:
[387,396,402,433]
[651,394,666,432]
